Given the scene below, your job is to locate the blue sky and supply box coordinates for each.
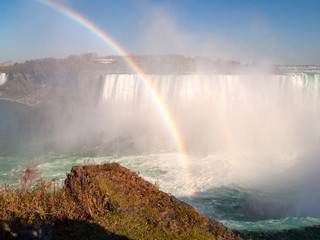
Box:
[1,0,320,64]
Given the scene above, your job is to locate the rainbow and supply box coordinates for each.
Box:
[36,0,195,196]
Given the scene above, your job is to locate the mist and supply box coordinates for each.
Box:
[2,2,320,232]
[3,57,320,220]
[96,71,320,218]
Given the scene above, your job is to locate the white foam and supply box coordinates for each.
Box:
[0,73,7,86]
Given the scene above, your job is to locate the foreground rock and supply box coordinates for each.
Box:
[63,163,241,239]
[0,163,241,239]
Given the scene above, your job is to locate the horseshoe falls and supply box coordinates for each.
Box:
[1,66,320,239]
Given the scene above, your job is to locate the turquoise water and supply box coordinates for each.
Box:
[3,151,320,239]
[1,68,320,239]
[1,147,320,239]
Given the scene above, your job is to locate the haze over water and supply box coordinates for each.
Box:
[1,67,320,236]
[1,1,320,239]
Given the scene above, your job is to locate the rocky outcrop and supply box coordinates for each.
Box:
[65,163,242,239]
[0,162,241,239]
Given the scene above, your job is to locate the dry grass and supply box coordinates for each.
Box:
[0,163,241,239]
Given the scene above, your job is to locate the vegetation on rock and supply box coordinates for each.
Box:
[0,163,241,239]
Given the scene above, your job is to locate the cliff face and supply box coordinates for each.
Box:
[0,55,102,107]
[0,72,55,106]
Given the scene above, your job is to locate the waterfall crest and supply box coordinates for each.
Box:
[0,73,7,86]
[100,72,320,154]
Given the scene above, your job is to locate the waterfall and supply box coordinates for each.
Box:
[98,71,320,204]
[101,73,320,109]
[0,73,7,86]
[100,72,320,154]
[1,68,320,224]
